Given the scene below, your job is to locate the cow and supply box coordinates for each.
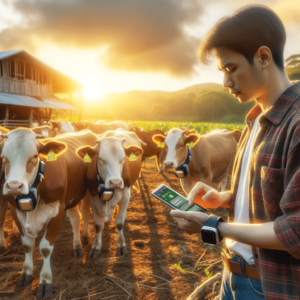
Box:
[50,120,75,135]
[129,125,166,172]
[153,128,240,195]
[76,129,143,259]
[72,120,129,133]
[31,125,57,137]
[0,128,99,298]
[0,126,10,253]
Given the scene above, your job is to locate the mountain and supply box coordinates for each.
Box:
[81,83,255,123]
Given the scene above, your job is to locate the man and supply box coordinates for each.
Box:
[171,5,300,300]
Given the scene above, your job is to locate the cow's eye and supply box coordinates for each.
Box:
[2,157,7,164]
[34,154,38,159]
[180,144,184,147]
[120,158,126,163]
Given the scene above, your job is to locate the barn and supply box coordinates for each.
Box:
[0,50,83,129]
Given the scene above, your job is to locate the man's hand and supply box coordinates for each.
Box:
[188,182,231,209]
[170,210,209,235]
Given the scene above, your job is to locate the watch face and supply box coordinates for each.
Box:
[201,229,217,245]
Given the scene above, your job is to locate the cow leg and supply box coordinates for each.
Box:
[89,196,104,259]
[81,191,90,243]
[157,151,165,172]
[0,199,8,253]
[220,168,229,192]
[37,207,64,299]
[17,234,35,287]
[115,188,130,256]
[36,234,54,299]
[66,206,83,258]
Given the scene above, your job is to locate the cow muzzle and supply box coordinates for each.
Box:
[5,180,26,195]
[108,179,123,189]
[164,161,175,168]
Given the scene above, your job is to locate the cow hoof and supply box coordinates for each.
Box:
[0,246,7,254]
[73,247,83,258]
[36,281,53,299]
[17,272,33,287]
[89,247,101,260]
[117,247,127,256]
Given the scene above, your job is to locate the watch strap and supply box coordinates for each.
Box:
[203,215,224,243]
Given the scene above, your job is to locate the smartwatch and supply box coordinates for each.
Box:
[201,215,224,245]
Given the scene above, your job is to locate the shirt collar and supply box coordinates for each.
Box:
[245,81,300,127]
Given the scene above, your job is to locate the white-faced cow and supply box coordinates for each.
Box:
[0,128,99,298]
[129,125,166,172]
[153,128,240,195]
[50,120,75,135]
[76,129,143,259]
[0,126,10,253]
[72,120,129,133]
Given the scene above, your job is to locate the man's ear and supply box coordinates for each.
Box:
[38,140,67,157]
[257,46,272,70]
[124,145,143,158]
[76,145,98,160]
[152,134,166,144]
[50,121,60,129]
[184,134,200,145]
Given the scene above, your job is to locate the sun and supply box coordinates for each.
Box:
[81,73,106,102]
[82,84,105,102]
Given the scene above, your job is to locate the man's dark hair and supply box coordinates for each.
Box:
[199,5,286,70]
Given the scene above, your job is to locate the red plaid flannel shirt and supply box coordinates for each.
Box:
[229,81,300,300]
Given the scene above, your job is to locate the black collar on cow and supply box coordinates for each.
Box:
[174,147,192,178]
[97,168,115,201]
[15,160,45,212]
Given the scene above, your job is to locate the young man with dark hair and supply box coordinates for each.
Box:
[171,5,300,300]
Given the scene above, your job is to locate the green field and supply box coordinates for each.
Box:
[126,121,245,134]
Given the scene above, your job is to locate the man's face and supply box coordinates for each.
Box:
[215,47,265,104]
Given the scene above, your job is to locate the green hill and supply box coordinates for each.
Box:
[82,83,255,123]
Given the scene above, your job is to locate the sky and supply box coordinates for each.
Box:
[0,0,299,98]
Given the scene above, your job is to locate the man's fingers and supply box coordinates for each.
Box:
[170,210,202,223]
[202,189,218,201]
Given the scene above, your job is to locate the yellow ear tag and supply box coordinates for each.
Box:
[47,150,57,161]
[187,142,194,148]
[129,153,137,161]
[157,142,164,148]
[84,153,91,162]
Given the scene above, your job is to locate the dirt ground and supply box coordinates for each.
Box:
[0,158,230,300]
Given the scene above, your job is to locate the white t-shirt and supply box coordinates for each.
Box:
[226,114,261,264]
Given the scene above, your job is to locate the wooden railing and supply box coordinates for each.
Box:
[0,119,30,129]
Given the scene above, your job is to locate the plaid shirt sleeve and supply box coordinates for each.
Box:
[274,124,300,259]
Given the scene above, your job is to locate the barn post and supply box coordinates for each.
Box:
[29,107,33,128]
[49,108,52,121]
[4,105,9,127]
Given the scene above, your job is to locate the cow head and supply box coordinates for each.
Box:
[0,129,67,197]
[77,137,143,189]
[153,128,199,169]
[50,120,75,135]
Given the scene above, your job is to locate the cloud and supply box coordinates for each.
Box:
[0,0,204,76]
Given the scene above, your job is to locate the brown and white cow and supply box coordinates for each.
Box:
[153,128,239,195]
[0,126,10,253]
[76,129,143,259]
[129,125,166,172]
[73,120,129,133]
[0,129,99,298]
[50,120,75,135]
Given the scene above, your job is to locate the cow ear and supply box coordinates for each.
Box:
[76,145,98,160]
[38,141,67,157]
[124,145,143,158]
[51,121,60,129]
[184,134,199,145]
[152,134,166,144]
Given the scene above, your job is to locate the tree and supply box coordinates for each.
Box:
[285,54,300,81]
